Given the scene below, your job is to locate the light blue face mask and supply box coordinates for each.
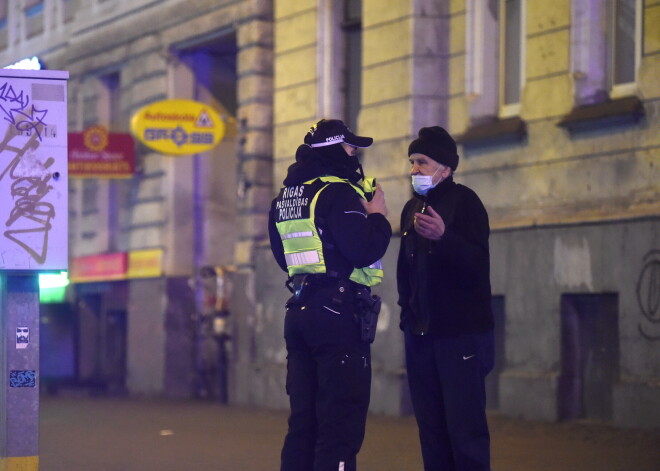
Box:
[411,167,441,195]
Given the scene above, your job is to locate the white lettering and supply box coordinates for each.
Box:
[283,185,305,198]
[278,206,302,220]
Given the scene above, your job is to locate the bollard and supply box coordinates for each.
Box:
[1,274,40,471]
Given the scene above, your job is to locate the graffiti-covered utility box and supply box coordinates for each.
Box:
[0,69,68,271]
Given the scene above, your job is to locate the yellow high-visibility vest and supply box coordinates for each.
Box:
[274,176,383,287]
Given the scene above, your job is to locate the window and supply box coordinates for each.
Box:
[24,0,44,15]
[62,0,79,23]
[499,0,525,117]
[0,0,7,28]
[342,0,362,131]
[572,0,642,104]
[99,73,122,251]
[24,0,44,38]
[100,73,121,131]
[571,1,607,105]
[81,180,99,216]
[78,72,122,250]
[609,0,641,97]
[459,1,527,148]
[0,0,8,50]
[317,0,363,131]
[465,0,499,121]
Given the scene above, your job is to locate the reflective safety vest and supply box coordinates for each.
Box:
[274,176,384,287]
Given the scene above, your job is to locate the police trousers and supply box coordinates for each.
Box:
[281,295,371,471]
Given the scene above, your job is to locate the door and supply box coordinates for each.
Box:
[558,294,619,421]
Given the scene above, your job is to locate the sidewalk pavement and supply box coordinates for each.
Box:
[39,395,660,471]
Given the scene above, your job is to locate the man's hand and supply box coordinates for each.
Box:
[414,205,445,240]
[361,184,388,217]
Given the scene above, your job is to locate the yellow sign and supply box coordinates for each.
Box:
[130,99,225,156]
[0,455,39,471]
[127,249,163,279]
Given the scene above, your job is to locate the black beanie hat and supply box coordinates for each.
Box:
[408,126,459,171]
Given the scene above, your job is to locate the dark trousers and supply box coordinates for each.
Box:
[281,298,371,471]
[404,330,494,471]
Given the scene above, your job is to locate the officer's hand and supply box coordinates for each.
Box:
[361,184,388,217]
[414,205,445,240]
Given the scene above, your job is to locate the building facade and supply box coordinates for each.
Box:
[0,0,658,429]
[0,0,275,399]
[264,0,659,429]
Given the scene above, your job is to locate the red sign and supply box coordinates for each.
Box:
[68,126,135,178]
[70,252,128,283]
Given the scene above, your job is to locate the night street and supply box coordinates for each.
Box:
[39,395,660,471]
[1,1,659,470]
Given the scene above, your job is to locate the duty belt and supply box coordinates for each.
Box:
[286,273,367,302]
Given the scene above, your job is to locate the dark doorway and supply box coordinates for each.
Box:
[102,308,127,393]
[76,285,128,394]
[486,295,506,410]
[77,293,102,386]
[177,32,238,117]
[558,293,619,421]
[40,302,77,393]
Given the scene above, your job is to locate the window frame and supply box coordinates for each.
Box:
[466,0,485,101]
[465,0,500,122]
[608,0,642,99]
[341,0,362,132]
[498,0,526,118]
[317,0,363,131]
[317,0,344,119]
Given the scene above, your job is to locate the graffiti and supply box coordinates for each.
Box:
[637,250,660,341]
[9,370,36,388]
[0,81,48,141]
[0,113,55,265]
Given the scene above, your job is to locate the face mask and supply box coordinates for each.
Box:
[411,167,441,195]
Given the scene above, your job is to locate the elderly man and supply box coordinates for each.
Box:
[398,126,495,471]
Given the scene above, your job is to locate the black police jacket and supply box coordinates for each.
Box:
[268,144,392,283]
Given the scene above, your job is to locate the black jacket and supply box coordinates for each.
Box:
[269,145,392,282]
[397,176,493,336]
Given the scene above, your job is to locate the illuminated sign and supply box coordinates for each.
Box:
[68,125,135,178]
[130,99,225,156]
[70,253,128,283]
[70,249,163,283]
[127,249,163,279]
[39,271,69,303]
[39,271,70,289]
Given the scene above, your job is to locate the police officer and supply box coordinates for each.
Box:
[268,119,391,471]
